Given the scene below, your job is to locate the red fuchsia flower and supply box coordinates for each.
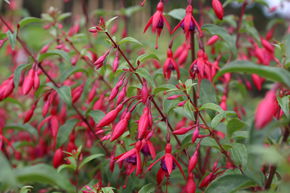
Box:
[68,23,80,37]
[163,48,180,79]
[255,89,279,129]
[53,148,64,168]
[212,0,224,20]
[110,111,131,141]
[40,44,50,54]
[189,50,211,81]
[252,74,264,91]
[115,141,143,176]
[172,5,203,39]
[207,35,220,46]
[22,68,35,95]
[97,104,123,128]
[141,137,156,159]
[93,94,105,111]
[94,50,110,69]
[0,75,14,101]
[147,143,185,179]
[144,1,171,49]
[184,173,196,193]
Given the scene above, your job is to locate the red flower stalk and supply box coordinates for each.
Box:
[163,48,180,79]
[147,143,185,179]
[94,50,110,69]
[115,141,143,176]
[172,5,203,38]
[255,89,279,129]
[212,0,224,20]
[144,1,171,49]
[110,111,131,141]
[97,104,123,128]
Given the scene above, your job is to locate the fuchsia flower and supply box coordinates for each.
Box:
[144,1,171,49]
[53,148,64,168]
[212,0,224,20]
[255,89,279,129]
[184,173,196,193]
[163,48,180,79]
[172,5,203,38]
[115,141,143,176]
[147,143,185,179]
[189,50,211,81]
[137,106,152,139]
[207,35,220,45]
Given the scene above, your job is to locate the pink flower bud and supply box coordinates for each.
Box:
[97,104,123,127]
[212,0,224,20]
[22,69,35,95]
[94,50,110,69]
[0,76,14,101]
[53,148,63,168]
[110,112,131,141]
[137,107,150,139]
[207,35,220,45]
[184,173,196,193]
[255,90,279,129]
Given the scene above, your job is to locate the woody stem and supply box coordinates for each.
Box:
[104,31,190,159]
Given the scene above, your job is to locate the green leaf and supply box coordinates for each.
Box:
[47,83,72,106]
[0,152,17,188]
[38,50,70,65]
[57,13,71,21]
[167,9,185,20]
[136,53,159,64]
[230,143,248,167]
[57,119,78,148]
[102,187,115,193]
[202,24,237,56]
[57,164,76,173]
[200,103,223,113]
[227,118,246,137]
[277,95,290,119]
[13,63,31,88]
[138,183,155,193]
[285,34,290,65]
[60,67,88,82]
[105,16,118,28]
[199,79,217,104]
[205,174,256,193]
[79,154,103,169]
[19,17,42,28]
[214,60,290,87]
[3,124,38,137]
[6,30,16,50]
[119,37,143,46]
[153,84,175,95]
[136,68,155,86]
[211,112,225,128]
[88,110,105,124]
[20,186,33,193]
[15,164,74,193]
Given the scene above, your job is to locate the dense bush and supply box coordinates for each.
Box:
[0,0,289,193]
